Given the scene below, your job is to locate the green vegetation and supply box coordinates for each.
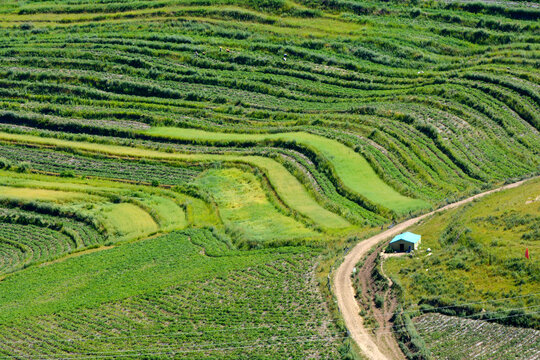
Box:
[196,168,318,245]
[0,230,303,321]
[415,313,540,360]
[0,0,538,358]
[385,178,540,328]
[146,127,429,213]
[0,230,343,359]
[0,221,75,273]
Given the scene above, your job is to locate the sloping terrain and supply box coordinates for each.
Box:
[0,0,538,358]
[415,313,540,360]
[385,178,540,315]
[384,178,539,359]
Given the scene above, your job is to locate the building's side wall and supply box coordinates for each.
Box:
[390,239,420,252]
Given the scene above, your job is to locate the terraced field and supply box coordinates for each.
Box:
[414,313,540,360]
[146,127,430,213]
[0,170,191,238]
[0,0,538,358]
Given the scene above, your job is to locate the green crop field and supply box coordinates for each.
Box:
[146,127,430,213]
[414,313,540,360]
[196,168,320,244]
[0,0,538,358]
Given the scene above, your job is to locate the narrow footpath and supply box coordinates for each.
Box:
[333,178,532,360]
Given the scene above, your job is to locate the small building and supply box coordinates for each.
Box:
[389,232,421,252]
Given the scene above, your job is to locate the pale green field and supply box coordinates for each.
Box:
[98,203,159,240]
[0,186,100,203]
[0,170,188,242]
[145,127,430,213]
[136,195,188,232]
[196,168,318,243]
[0,132,349,229]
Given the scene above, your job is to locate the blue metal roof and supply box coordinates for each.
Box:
[390,232,421,244]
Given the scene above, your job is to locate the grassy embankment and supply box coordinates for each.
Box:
[385,178,540,324]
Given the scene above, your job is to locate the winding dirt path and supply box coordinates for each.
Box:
[333,178,533,360]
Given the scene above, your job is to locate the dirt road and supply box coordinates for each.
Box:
[333,178,533,360]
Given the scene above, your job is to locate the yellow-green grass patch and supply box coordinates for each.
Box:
[196,168,318,244]
[97,203,159,241]
[0,132,349,228]
[244,156,350,229]
[0,5,366,39]
[136,195,187,231]
[145,127,429,213]
[0,185,101,203]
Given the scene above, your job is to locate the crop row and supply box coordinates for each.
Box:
[0,222,73,274]
[0,203,104,275]
[0,142,204,186]
[414,313,540,360]
[0,202,103,275]
[0,229,343,359]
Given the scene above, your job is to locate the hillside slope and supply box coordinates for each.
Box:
[0,0,538,221]
[0,0,538,359]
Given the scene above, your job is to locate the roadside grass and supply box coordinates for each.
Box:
[384,178,540,312]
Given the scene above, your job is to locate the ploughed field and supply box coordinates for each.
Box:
[0,0,538,358]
